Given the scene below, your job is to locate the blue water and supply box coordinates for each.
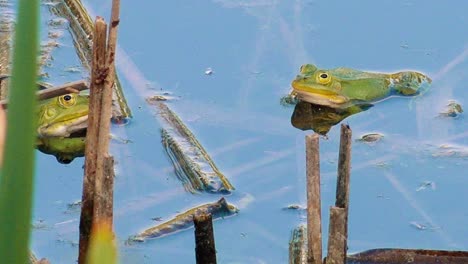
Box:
[28,0,468,263]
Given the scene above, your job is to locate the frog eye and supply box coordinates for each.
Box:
[317,72,331,84]
[59,94,76,107]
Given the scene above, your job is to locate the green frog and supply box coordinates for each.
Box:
[290,64,431,108]
[36,93,89,163]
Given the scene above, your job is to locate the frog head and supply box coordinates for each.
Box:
[37,93,89,138]
[291,64,352,108]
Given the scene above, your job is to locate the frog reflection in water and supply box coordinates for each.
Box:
[291,101,372,135]
[286,64,431,134]
[36,93,89,164]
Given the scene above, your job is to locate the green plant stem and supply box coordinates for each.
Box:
[0,0,39,263]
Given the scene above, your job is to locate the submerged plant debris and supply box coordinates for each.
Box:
[154,100,235,194]
[357,133,384,143]
[129,197,238,242]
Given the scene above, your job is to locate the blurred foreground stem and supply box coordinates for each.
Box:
[0,0,39,263]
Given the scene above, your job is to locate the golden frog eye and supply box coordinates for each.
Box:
[317,72,331,84]
[59,94,76,107]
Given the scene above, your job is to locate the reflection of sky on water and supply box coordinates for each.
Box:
[28,0,468,262]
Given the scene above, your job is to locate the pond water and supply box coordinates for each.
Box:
[20,0,468,263]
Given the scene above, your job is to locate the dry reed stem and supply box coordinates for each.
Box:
[305,134,322,264]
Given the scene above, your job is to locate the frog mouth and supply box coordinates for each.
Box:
[38,115,88,138]
[291,81,349,108]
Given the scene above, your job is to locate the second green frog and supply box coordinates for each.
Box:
[290,64,431,108]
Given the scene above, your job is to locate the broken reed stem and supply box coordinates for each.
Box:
[335,124,352,210]
[96,0,119,160]
[305,134,322,264]
[37,80,88,100]
[78,0,121,257]
[194,213,217,264]
[78,17,108,264]
[326,124,352,264]
[94,0,120,224]
[325,207,346,264]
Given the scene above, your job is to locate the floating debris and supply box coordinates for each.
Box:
[66,200,82,213]
[283,204,306,211]
[357,133,384,143]
[48,30,63,39]
[146,95,171,103]
[439,100,463,118]
[400,44,409,49]
[156,102,234,194]
[416,181,436,192]
[347,248,468,264]
[129,197,238,242]
[63,66,82,73]
[32,219,49,230]
[410,221,440,231]
[205,67,214,75]
[374,161,390,168]
[288,225,307,264]
[110,134,133,144]
[29,251,50,264]
[430,144,468,159]
[47,17,68,28]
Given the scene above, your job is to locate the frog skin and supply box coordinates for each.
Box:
[36,136,85,164]
[37,93,89,138]
[290,64,431,108]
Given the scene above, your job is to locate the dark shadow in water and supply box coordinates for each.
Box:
[291,101,373,135]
